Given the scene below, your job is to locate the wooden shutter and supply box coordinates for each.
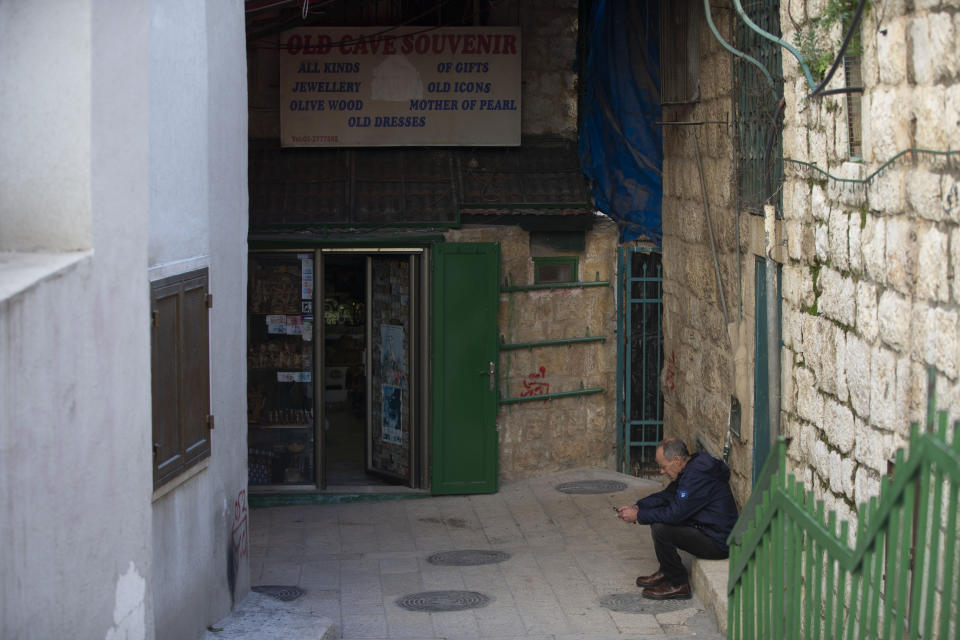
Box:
[151,269,211,488]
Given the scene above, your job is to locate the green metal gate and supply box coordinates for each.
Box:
[728,376,960,639]
[617,247,664,475]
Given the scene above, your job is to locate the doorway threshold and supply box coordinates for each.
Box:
[249,486,430,508]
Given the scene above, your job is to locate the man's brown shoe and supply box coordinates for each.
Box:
[641,582,692,600]
[635,570,666,588]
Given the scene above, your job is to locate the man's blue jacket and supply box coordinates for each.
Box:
[634,451,739,551]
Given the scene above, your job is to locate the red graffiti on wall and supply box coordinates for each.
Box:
[232,489,249,567]
[520,366,550,397]
[664,351,677,392]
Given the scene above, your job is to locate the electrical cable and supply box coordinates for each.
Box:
[703,0,776,94]
[762,97,786,206]
[783,149,960,185]
[807,0,868,98]
[731,0,816,90]
[816,86,864,96]
[754,0,870,213]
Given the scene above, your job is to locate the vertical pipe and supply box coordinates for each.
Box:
[764,204,780,448]
[616,247,625,473]
[694,133,730,327]
[625,250,634,471]
[640,260,648,447]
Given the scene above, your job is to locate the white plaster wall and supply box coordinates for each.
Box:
[1,1,154,638]
[147,0,210,266]
[148,1,249,639]
[0,1,92,251]
[1,0,248,638]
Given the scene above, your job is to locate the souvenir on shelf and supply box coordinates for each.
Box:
[247,253,315,486]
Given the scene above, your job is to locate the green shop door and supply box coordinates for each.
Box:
[430,242,500,494]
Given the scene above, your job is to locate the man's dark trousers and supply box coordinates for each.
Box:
[652,523,728,585]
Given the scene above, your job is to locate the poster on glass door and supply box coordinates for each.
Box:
[380,324,405,444]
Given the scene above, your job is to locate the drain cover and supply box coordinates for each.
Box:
[600,592,693,613]
[427,550,511,566]
[252,585,305,602]
[395,590,491,612]
[556,479,628,494]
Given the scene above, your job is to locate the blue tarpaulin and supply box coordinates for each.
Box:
[578,0,662,244]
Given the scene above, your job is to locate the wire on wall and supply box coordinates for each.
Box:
[731,0,816,90]
[784,149,960,186]
[806,0,868,98]
[703,0,776,95]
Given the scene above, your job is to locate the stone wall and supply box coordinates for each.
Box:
[498,0,579,138]
[445,217,620,480]
[660,1,759,503]
[778,1,960,524]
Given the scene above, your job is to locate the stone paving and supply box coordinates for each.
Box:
[215,468,725,639]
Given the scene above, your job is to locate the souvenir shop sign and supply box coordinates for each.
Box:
[280,26,521,147]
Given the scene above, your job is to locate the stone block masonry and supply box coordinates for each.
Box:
[660,0,960,513]
[660,0,755,505]
[444,218,620,481]
[779,1,960,529]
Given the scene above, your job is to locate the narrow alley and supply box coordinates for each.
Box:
[207,468,725,640]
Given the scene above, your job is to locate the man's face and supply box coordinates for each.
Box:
[656,447,682,481]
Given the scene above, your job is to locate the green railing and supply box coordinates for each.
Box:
[728,389,960,639]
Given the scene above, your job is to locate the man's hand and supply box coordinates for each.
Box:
[616,505,639,523]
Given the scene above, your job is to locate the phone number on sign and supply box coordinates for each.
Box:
[290,135,339,143]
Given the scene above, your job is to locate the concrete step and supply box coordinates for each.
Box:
[203,591,335,640]
[691,558,728,635]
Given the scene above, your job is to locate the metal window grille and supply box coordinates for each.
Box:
[734,0,784,212]
[842,14,864,160]
[617,247,664,476]
[843,55,863,159]
[659,0,700,105]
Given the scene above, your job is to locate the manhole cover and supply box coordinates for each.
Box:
[395,590,491,612]
[252,585,305,602]
[556,479,628,494]
[427,550,512,566]
[600,592,693,613]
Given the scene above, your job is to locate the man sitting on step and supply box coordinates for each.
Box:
[616,437,739,600]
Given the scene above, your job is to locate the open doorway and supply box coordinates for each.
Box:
[321,254,370,485]
[320,251,422,488]
[246,248,424,492]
